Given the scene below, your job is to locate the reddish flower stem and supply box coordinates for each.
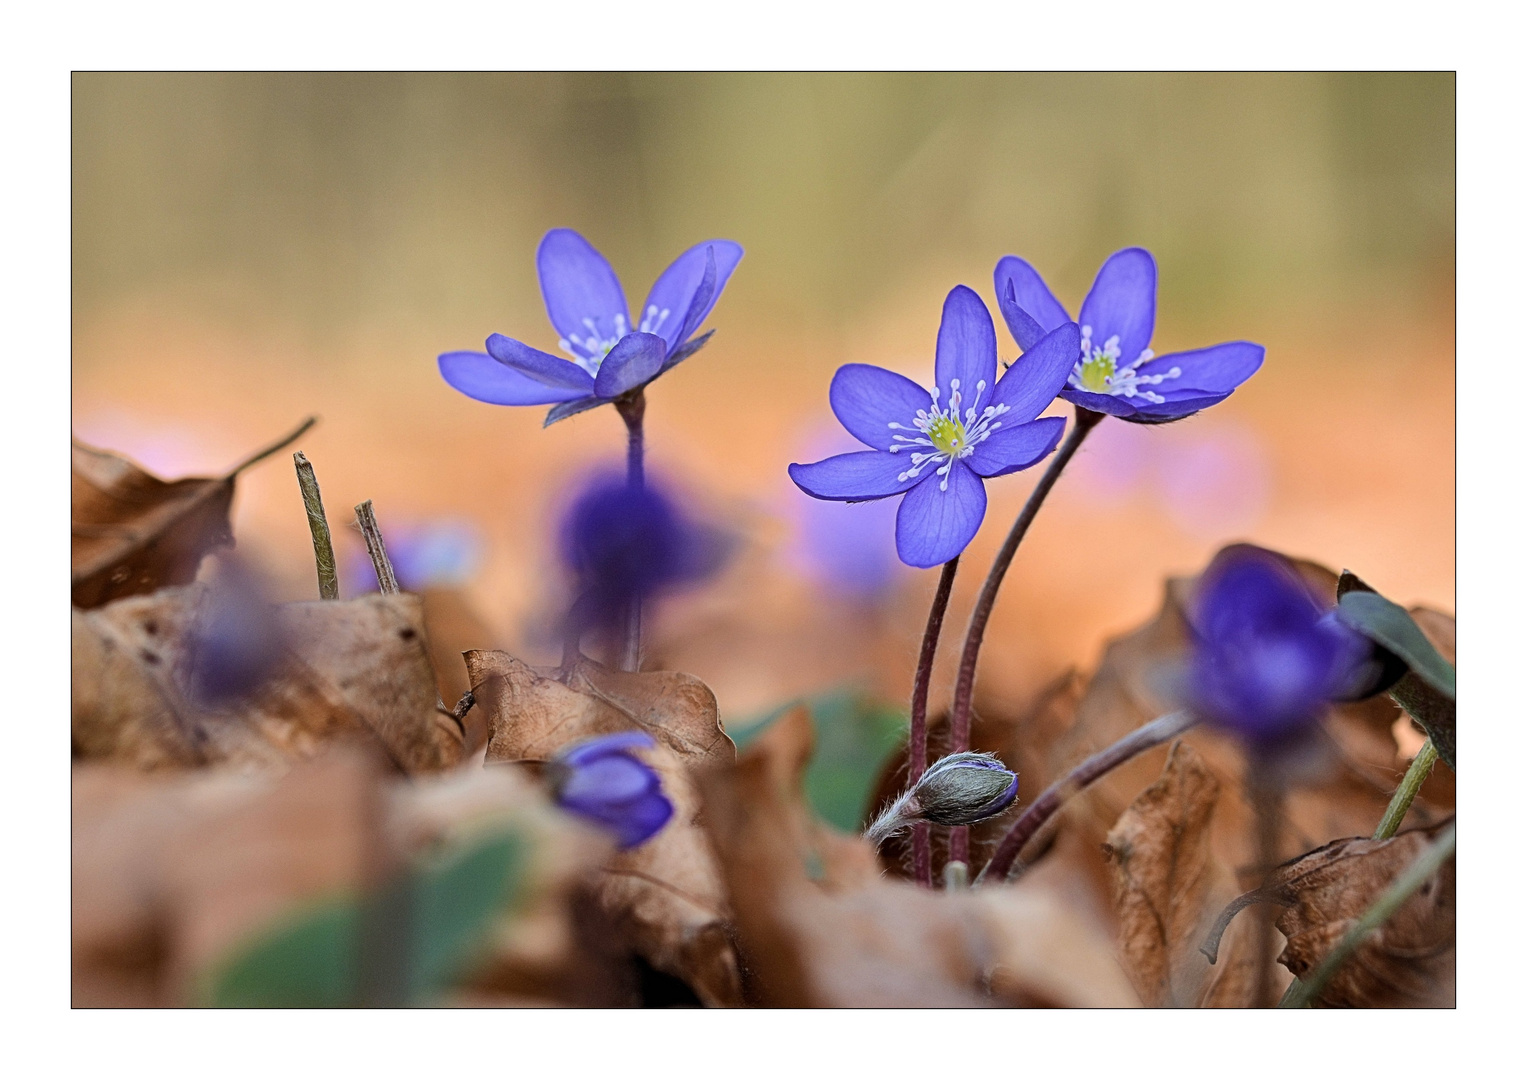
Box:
[614,390,647,672]
[974,710,1197,885]
[945,407,1104,865]
[907,556,960,887]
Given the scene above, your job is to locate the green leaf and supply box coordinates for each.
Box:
[201,828,527,1007]
[726,688,908,833]
[1334,572,1455,770]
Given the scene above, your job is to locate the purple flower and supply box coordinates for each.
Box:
[560,471,725,626]
[787,285,1078,568]
[439,229,743,425]
[1187,548,1369,745]
[994,248,1264,423]
[549,732,674,849]
[185,560,286,706]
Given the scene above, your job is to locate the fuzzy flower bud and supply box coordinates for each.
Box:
[546,731,674,850]
[866,752,1019,847]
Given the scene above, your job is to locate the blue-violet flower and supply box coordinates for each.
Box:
[439,229,743,425]
[1187,547,1370,746]
[788,285,1078,568]
[994,248,1264,423]
[548,731,674,849]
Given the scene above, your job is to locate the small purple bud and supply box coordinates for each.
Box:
[866,751,1019,847]
[547,731,674,850]
[1187,548,1370,745]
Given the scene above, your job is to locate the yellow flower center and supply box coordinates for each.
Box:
[1078,352,1116,392]
[926,414,967,456]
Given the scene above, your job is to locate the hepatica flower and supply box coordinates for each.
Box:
[439,229,743,425]
[1188,548,1369,745]
[788,286,1078,568]
[994,248,1264,423]
[548,732,674,849]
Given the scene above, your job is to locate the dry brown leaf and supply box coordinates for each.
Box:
[1103,741,1259,1007]
[466,649,742,1007]
[72,585,460,774]
[700,702,1138,1008]
[1269,819,1455,1007]
[73,744,618,1006]
[71,421,310,609]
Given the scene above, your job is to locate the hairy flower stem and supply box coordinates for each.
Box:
[614,390,647,671]
[908,557,960,887]
[1373,739,1439,840]
[974,710,1197,885]
[945,407,1104,865]
[1280,820,1456,1008]
[1249,765,1284,1008]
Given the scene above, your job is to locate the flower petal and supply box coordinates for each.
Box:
[788,450,923,502]
[486,333,596,392]
[1079,248,1156,365]
[593,332,668,397]
[657,328,713,374]
[437,351,588,406]
[1119,393,1232,424]
[964,416,1065,478]
[894,462,986,568]
[1140,341,1264,393]
[641,239,744,351]
[1059,386,1139,418]
[990,322,1079,424]
[544,396,610,427]
[537,229,631,357]
[994,255,1072,344]
[559,754,659,805]
[934,285,998,403]
[830,363,934,450]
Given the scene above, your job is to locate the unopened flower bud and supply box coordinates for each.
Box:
[546,731,674,850]
[865,752,1018,847]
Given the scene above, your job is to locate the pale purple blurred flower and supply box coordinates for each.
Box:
[343,519,483,595]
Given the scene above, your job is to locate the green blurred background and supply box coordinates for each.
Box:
[71,73,1455,721]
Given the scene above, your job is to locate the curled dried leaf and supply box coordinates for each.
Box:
[465,650,741,1007]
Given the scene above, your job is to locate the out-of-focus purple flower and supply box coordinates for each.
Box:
[994,248,1264,423]
[788,285,1078,568]
[560,471,726,626]
[784,429,906,602]
[343,519,483,595]
[1187,548,1369,745]
[186,560,287,705]
[548,732,674,849]
[438,229,743,425]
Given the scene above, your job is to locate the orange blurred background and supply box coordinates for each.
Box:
[71,73,1454,725]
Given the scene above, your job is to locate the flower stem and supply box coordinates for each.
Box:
[973,709,1197,885]
[1279,820,1456,1008]
[1249,762,1284,1008]
[1373,739,1439,840]
[908,556,960,888]
[614,390,647,671]
[945,407,1103,865]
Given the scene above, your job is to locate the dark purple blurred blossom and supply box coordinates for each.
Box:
[789,285,1078,568]
[548,731,674,849]
[343,519,483,595]
[560,471,727,626]
[994,248,1264,423]
[439,229,743,426]
[186,560,287,706]
[1187,548,1370,745]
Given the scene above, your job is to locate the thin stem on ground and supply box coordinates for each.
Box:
[1249,764,1284,1008]
[973,710,1198,885]
[1373,739,1440,840]
[293,451,339,600]
[907,557,960,888]
[354,499,401,595]
[945,407,1104,866]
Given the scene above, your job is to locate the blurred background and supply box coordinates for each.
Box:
[72,72,1454,726]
